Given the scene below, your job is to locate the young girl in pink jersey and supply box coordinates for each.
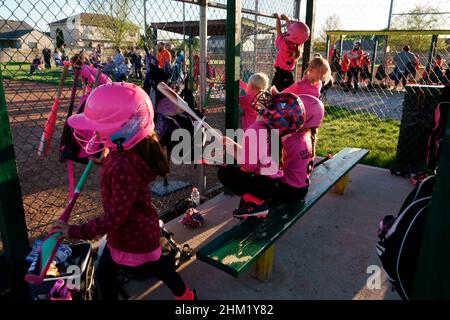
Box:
[272,13,310,92]
[51,83,195,300]
[283,57,332,98]
[218,90,325,219]
[239,72,269,130]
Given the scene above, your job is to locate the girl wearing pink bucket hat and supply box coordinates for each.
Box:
[51,82,196,300]
[272,13,310,92]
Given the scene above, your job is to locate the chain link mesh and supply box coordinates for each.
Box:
[1,0,449,245]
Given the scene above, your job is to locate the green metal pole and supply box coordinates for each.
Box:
[189,31,194,92]
[225,0,241,132]
[426,35,439,73]
[338,35,344,60]
[293,0,301,81]
[413,102,450,299]
[301,0,316,78]
[325,35,330,62]
[0,66,30,299]
[370,39,379,84]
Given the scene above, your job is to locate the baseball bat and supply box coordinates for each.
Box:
[157,82,236,144]
[37,61,71,156]
[24,160,94,285]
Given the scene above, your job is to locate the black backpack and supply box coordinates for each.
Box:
[376,175,435,300]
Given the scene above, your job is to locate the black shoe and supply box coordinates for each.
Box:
[233,201,269,219]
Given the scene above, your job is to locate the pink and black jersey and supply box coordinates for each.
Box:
[281,130,314,189]
[239,121,283,178]
[239,94,258,131]
[274,34,299,71]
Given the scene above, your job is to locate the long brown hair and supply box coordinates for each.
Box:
[310,128,318,158]
[133,132,170,176]
[289,43,302,62]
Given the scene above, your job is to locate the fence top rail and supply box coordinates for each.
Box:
[174,0,299,21]
[327,29,450,36]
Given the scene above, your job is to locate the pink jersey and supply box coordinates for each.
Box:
[80,64,112,86]
[283,78,322,98]
[274,34,299,71]
[239,121,283,178]
[239,94,258,130]
[281,130,314,188]
[108,243,161,267]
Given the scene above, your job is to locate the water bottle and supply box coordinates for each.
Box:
[191,187,200,207]
[50,279,72,300]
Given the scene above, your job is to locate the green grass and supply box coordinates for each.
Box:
[317,106,400,169]
[1,62,144,87]
[1,62,79,86]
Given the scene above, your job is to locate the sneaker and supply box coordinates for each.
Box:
[233,201,269,219]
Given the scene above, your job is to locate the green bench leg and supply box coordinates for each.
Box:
[334,173,350,195]
[250,245,275,281]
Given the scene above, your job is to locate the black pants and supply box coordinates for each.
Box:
[218,166,308,206]
[135,65,143,79]
[347,67,360,90]
[272,68,295,92]
[96,246,187,300]
[394,71,409,88]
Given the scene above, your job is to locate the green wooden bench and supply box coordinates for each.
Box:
[196,147,369,281]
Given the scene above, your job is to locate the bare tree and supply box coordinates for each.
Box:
[389,5,446,53]
[319,14,342,43]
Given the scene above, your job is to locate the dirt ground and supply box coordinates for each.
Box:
[4,79,225,242]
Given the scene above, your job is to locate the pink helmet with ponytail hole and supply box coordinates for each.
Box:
[285,22,310,45]
[298,94,325,129]
[68,82,154,153]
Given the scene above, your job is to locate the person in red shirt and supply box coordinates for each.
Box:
[360,52,372,88]
[345,41,363,93]
[341,53,350,85]
[157,42,172,70]
[51,83,196,301]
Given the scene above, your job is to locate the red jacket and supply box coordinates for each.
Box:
[348,49,363,68]
[69,151,160,254]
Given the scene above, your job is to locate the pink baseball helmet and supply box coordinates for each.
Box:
[68,82,154,153]
[285,22,310,45]
[298,94,325,129]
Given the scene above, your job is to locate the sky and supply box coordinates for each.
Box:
[2,0,450,37]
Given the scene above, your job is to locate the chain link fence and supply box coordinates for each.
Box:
[1,0,449,246]
[0,0,218,243]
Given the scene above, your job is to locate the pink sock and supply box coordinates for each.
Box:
[242,193,264,205]
[175,286,195,300]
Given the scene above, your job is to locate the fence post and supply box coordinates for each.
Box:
[301,0,316,77]
[0,67,30,299]
[199,0,208,193]
[325,35,330,62]
[426,35,439,73]
[225,0,241,132]
[253,0,259,73]
[413,101,450,299]
[293,0,301,81]
[143,0,148,45]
